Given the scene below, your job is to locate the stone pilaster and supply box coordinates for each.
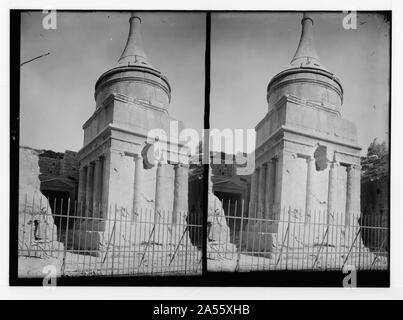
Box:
[257,164,266,218]
[101,152,110,221]
[85,163,94,217]
[273,153,283,220]
[92,158,103,217]
[172,163,189,224]
[132,155,143,222]
[345,164,361,226]
[264,160,273,219]
[248,169,259,218]
[77,166,87,216]
[327,161,338,224]
[305,157,315,222]
[154,162,164,224]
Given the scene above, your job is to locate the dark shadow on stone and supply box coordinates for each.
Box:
[314,145,328,171]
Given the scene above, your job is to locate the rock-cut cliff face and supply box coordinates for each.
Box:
[18,147,63,277]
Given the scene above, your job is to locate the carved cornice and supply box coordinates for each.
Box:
[285,94,341,116]
[83,93,168,130]
[267,75,343,104]
[95,75,171,102]
[95,65,171,95]
[283,125,361,151]
[255,94,341,131]
[334,150,362,166]
[267,67,343,98]
[255,124,361,161]
[112,93,168,114]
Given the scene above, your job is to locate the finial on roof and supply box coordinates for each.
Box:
[289,12,325,69]
[116,12,154,69]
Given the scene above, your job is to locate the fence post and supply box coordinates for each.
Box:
[325,211,330,271]
[61,198,71,276]
[184,217,188,275]
[342,227,361,270]
[111,204,117,276]
[151,208,158,275]
[236,200,245,271]
[358,214,362,270]
[21,194,28,255]
[312,224,329,270]
[27,195,35,257]
[285,207,291,270]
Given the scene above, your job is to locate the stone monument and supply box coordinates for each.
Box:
[249,13,362,252]
[75,13,189,249]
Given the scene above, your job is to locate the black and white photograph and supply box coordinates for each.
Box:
[207,12,390,275]
[15,11,206,280]
[4,0,402,304]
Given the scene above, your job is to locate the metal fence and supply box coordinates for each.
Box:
[208,199,389,272]
[18,194,389,276]
[18,195,202,277]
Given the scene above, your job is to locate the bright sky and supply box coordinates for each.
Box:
[20,11,205,152]
[211,12,390,156]
[20,12,390,156]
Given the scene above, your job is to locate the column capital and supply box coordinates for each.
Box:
[174,162,189,169]
[329,160,338,168]
[264,160,272,168]
[268,157,276,164]
[133,154,143,160]
[306,156,315,164]
[346,163,361,171]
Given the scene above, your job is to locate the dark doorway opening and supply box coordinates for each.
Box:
[187,175,203,249]
[41,189,70,242]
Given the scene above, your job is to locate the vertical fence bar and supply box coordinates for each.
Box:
[61,198,71,276]
[128,207,133,275]
[285,208,291,270]
[59,198,64,253]
[136,208,142,274]
[233,200,237,251]
[336,211,340,270]
[49,197,56,255]
[305,209,312,270]
[342,209,348,270]
[27,196,35,258]
[118,207,124,275]
[21,195,28,255]
[151,207,156,275]
[237,200,245,271]
[184,211,188,275]
[104,204,110,275]
[111,204,117,276]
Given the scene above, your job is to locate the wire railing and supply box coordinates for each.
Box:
[207,199,389,272]
[18,194,389,276]
[18,194,202,277]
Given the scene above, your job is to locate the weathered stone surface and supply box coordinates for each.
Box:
[208,191,230,244]
[76,14,193,257]
[18,147,64,276]
[18,256,62,278]
[207,258,237,272]
[314,145,328,171]
[207,173,237,261]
